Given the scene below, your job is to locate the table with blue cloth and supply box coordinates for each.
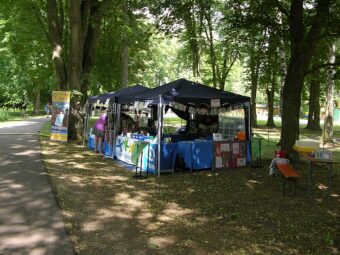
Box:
[88,134,113,157]
[142,142,177,173]
[176,140,214,171]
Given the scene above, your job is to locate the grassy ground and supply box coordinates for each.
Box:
[0,108,46,122]
[40,121,340,255]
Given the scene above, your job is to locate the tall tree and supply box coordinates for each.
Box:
[280,0,331,152]
[43,0,110,138]
[121,0,129,88]
[323,43,336,143]
[306,55,322,131]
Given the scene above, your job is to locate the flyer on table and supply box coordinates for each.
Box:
[50,91,71,142]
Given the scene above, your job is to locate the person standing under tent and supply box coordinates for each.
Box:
[92,108,108,155]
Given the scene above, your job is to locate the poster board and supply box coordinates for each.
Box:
[50,91,71,142]
[214,140,246,169]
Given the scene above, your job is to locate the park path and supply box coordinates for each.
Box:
[0,117,74,255]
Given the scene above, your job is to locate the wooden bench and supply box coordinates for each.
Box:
[276,163,299,196]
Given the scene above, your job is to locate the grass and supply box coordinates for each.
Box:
[40,139,340,255]
[40,121,51,137]
[40,116,340,254]
[0,108,46,122]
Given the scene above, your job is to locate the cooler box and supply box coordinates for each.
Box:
[293,139,319,154]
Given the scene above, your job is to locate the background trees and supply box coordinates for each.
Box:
[0,0,339,147]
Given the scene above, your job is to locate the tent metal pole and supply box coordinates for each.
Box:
[83,102,90,147]
[113,103,120,159]
[110,102,116,159]
[157,95,163,177]
[247,103,252,165]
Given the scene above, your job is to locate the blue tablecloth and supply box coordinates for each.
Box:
[88,136,113,157]
[176,140,213,170]
[142,143,177,173]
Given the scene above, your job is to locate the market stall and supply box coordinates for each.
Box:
[117,78,251,176]
[85,85,150,156]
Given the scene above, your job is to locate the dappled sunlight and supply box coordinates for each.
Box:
[157,202,194,222]
[148,235,177,249]
[317,183,329,190]
[72,154,85,159]
[45,159,68,165]
[0,120,40,129]
[9,144,26,149]
[92,175,129,182]
[69,176,88,186]
[245,179,263,189]
[330,193,339,198]
[40,139,340,255]
[13,149,40,156]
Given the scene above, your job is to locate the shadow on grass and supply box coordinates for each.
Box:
[41,140,340,255]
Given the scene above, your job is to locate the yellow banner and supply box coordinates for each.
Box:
[50,91,71,142]
[50,133,68,142]
[52,91,71,103]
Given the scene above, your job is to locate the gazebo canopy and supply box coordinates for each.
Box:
[87,84,150,105]
[118,78,250,107]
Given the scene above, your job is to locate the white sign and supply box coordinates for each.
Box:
[213,133,222,141]
[211,99,220,107]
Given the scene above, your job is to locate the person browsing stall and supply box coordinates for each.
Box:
[92,108,108,154]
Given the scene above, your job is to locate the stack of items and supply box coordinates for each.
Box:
[293,139,319,154]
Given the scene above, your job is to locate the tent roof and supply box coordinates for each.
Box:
[108,84,150,103]
[87,84,149,104]
[118,78,250,106]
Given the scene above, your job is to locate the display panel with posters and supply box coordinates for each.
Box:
[50,91,71,141]
[214,140,247,169]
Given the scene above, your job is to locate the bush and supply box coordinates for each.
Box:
[0,109,9,121]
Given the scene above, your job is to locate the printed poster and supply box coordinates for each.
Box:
[50,91,71,142]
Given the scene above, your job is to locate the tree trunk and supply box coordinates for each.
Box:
[280,0,330,152]
[203,10,217,88]
[47,0,68,90]
[33,90,40,115]
[250,42,259,128]
[279,46,286,118]
[69,0,82,90]
[266,73,276,127]
[183,10,200,78]
[323,43,336,143]
[219,52,238,91]
[306,56,322,131]
[121,0,129,88]
[82,1,104,100]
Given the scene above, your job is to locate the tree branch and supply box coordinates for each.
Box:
[31,1,52,44]
[305,61,340,75]
[271,0,289,19]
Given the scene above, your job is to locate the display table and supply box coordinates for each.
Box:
[176,140,214,171]
[88,135,113,157]
[293,149,334,195]
[115,135,177,174]
[142,142,177,173]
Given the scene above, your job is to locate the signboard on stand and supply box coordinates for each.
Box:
[214,140,247,169]
[50,91,71,142]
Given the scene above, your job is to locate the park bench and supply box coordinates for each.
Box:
[276,163,299,196]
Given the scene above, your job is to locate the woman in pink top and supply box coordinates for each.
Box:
[92,108,108,154]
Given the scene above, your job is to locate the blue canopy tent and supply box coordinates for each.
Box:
[84,85,150,151]
[118,78,251,176]
[87,92,115,105]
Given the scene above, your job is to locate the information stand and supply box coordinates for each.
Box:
[213,140,247,171]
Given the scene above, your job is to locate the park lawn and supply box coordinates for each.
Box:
[41,136,340,255]
[0,109,47,122]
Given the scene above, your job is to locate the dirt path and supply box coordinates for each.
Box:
[0,117,74,255]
